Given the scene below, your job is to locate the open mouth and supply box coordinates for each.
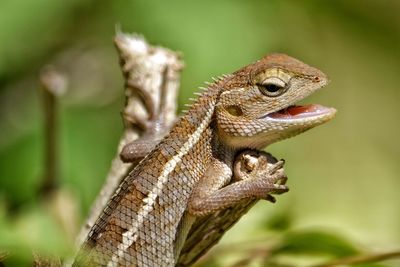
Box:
[268,104,336,120]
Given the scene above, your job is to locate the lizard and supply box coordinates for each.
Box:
[73,53,336,267]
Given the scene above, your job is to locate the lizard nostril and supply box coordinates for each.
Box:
[225,105,243,117]
[313,76,321,82]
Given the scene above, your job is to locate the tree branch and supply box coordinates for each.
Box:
[75,32,183,248]
[39,66,67,196]
[310,250,400,267]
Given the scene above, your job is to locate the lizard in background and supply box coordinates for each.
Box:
[73,53,336,266]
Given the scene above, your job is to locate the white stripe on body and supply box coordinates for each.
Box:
[107,107,214,267]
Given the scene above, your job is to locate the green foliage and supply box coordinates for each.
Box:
[272,230,358,257]
[196,228,392,267]
[0,203,72,266]
[263,211,293,232]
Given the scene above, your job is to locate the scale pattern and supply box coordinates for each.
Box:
[74,88,219,267]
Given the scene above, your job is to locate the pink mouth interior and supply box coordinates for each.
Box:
[268,104,330,119]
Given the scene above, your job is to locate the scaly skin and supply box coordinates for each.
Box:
[73,54,336,267]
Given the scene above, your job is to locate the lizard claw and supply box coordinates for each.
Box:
[263,194,276,203]
[272,184,289,193]
[268,159,285,174]
[275,175,288,185]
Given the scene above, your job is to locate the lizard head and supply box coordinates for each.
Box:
[215,53,336,149]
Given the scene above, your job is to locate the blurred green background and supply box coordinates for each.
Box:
[0,0,399,266]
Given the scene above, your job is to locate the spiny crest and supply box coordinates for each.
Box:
[184,92,201,107]
[204,73,232,88]
[211,75,227,83]
[180,72,234,116]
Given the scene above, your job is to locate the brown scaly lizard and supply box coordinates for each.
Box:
[73,53,336,266]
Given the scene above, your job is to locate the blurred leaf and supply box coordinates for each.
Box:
[0,0,95,82]
[272,230,359,257]
[194,257,221,267]
[263,211,293,232]
[355,264,387,267]
[0,204,73,266]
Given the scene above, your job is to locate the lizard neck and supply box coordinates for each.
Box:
[164,84,222,147]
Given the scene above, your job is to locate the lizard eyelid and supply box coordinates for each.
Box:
[262,77,286,88]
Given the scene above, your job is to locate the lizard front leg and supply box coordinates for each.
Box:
[188,149,288,217]
[120,134,163,163]
[177,150,288,266]
[119,112,174,163]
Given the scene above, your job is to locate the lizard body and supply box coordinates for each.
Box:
[73,54,336,266]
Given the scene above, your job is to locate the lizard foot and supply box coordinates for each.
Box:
[234,150,289,203]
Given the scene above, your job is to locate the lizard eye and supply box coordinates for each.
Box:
[258,77,288,97]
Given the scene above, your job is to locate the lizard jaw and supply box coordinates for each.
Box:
[265,104,336,122]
